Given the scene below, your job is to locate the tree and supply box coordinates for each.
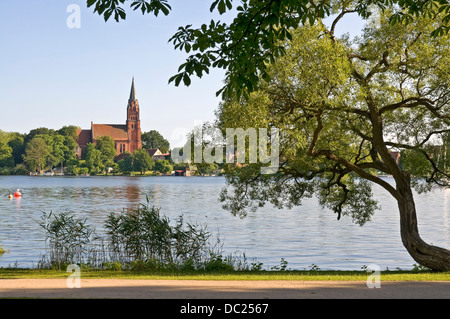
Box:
[8,133,25,166]
[58,126,79,164]
[0,130,13,165]
[57,125,80,141]
[38,134,65,169]
[95,136,117,163]
[24,127,54,145]
[23,127,78,171]
[85,143,104,174]
[142,130,170,153]
[132,148,154,175]
[217,13,450,271]
[118,152,133,174]
[154,159,173,174]
[62,135,77,164]
[88,0,450,270]
[23,137,49,172]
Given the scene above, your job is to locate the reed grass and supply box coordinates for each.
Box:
[38,201,251,272]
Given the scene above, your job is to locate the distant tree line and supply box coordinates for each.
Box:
[1,125,447,177]
[0,126,179,176]
[0,126,79,176]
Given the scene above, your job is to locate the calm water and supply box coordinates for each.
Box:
[0,175,449,270]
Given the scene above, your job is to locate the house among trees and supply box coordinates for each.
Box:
[76,78,142,159]
[146,148,170,161]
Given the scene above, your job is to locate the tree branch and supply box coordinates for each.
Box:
[307,112,401,200]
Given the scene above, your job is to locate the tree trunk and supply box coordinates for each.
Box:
[396,177,450,271]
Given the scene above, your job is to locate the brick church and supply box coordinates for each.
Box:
[76,78,142,159]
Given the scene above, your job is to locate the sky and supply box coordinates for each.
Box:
[0,1,364,147]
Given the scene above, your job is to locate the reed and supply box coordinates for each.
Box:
[104,203,212,270]
[39,211,97,269]
[39,201,248,271]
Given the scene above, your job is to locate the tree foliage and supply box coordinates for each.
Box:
[95,136,117,163]
[87,0,450,99]
[154,159,172,174]
[23,137,50,172]
[85,143,104,173]
[217,10,450,270]
[0,130,12,163]
[0,126,80,173]
[118,152,134,173]
[218,12,450,220]
[141,130,170,153]
[132,148,155,174]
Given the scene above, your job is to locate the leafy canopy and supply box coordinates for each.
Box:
[217,11,450,225]
[87,0,450,99]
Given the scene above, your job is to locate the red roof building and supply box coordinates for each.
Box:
[76,78,142,159]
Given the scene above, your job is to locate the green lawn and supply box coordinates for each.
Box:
[1,268,449,281]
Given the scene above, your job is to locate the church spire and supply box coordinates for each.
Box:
[126,77,141,152]
[129,77,137,102]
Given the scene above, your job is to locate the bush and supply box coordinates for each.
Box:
[13,164,29,175]
[0,167,11,175]
[154,160,173,174]
[204,253,235,272]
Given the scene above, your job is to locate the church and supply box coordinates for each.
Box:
[76,78,142,159]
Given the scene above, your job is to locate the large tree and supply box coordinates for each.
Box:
[88,0,450,270]
[217,13,450,271]
[7,133,25,166]
[0,130,12,164]
[85,143,104,173]
[95,136,117,164]
[23,137,50,173]
[132,148,154,174]
[141,130,170,153]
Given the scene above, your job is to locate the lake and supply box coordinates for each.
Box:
[0,175,449,270]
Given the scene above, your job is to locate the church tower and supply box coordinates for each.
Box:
[126,77,142,153]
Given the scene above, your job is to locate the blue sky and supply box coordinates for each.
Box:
[0,1,364,147]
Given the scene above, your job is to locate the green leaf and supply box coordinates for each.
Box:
[226,0,232,10]
[210,0,220,12]
[160,3,171,15]
[174,73,183,86]
[183,73,191,86]
[218,0,226,14]
[104,9,113,22]
[87,0,97,8]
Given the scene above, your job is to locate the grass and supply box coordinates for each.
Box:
[1,268,449,281]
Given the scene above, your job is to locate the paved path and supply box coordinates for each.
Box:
[0,279,449,299]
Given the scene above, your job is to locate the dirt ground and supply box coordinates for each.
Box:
[0,279,449,299]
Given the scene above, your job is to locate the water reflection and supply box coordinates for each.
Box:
[0,176,448,270]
